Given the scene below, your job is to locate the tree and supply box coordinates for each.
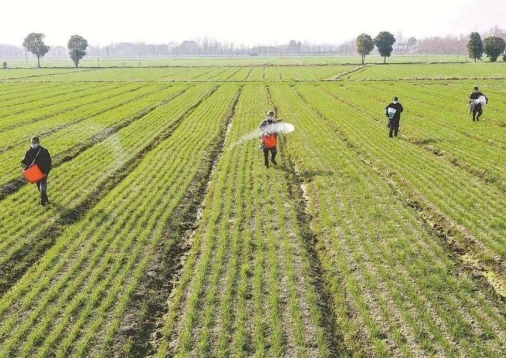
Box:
[374,31,396,63]
[483,36,506,62]
[68,35,88,68]
[407,37,418,47]
[356,33,374,65]
[467,32,484,61]
[22,33,50,68]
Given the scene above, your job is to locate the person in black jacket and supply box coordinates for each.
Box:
[469,86,488,121]
[259,110,281,167]
[385,97,404,138]
[21,136,52,206]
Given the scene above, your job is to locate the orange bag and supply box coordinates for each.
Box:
[23,164,44,184]
[262,134,277,149]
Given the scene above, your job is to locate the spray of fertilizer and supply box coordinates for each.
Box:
[228,122,295,150]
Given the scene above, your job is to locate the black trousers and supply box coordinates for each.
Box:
[472,105,483,121]
[388,118,400,137]
[263,147,277,165]
[36,176,48,204]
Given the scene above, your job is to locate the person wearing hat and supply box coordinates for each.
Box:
[469,86,488,121]
[21,136,52,207]
[385,97,403,138]
[259,110,281,167]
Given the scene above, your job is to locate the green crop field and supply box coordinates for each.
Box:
[1,60,506,357]
[2,54,473,69]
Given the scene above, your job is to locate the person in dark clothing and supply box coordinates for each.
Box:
[259,110,281,167]
[385,96,404,138]
[469,86,488,121]
[21,136,52,207]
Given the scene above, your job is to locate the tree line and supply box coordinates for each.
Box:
[5,29,506,68]
[356,31,506,64]
[22,33,88,68]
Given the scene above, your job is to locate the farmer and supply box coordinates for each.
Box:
[469,86,488,121]
[259,110,281,167]
[21,136,52,207]
[385,96,404,138]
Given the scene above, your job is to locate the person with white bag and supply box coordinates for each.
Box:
[469,86,488,121]
[385,97,404,138]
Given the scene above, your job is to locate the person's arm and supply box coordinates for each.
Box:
[399,104,404,113]
[47,150,52,174]
[20,150,30,169]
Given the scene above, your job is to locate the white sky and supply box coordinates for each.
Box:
[1,0,505,47]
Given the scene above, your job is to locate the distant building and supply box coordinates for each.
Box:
[394,43,417,53]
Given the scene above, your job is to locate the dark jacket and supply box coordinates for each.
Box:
[21,146,52,175]
[385,102,403,125]
[259,118,275,130]
[469,91,488,107]
[259,118,281,136]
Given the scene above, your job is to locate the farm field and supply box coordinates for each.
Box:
[1,54,473,69]
[0,61,506,357]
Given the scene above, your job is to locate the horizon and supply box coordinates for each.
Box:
[1,0,506,48]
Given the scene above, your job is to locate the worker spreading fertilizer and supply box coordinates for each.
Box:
[228,111,295,168]
[257,111,294,167]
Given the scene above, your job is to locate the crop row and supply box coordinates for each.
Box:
[0,83,70,109]
[2,65,370,83]
[268,84,506,356]
[0,83,144,148]
[4,55,475,69]
[377,81,506,139]
[0,68,81,80]
[0,82,110,119]
[0,85,239,357]
[155,84,332,357]
[0,84,180,189]
[0,85,212,294]
[349,63,506,80]
[0,83,124,131]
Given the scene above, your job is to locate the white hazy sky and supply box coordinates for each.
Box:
[1,0,505,47]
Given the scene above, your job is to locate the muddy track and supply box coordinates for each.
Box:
[0,87,217,296]
[267,89,350,357]
[291,85,506,301]
[0,87,186,202]
[110,87,242,357]
[405,137,506,193]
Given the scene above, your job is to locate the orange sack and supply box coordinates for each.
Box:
[23,164,44,184]
[262,134,277,149]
